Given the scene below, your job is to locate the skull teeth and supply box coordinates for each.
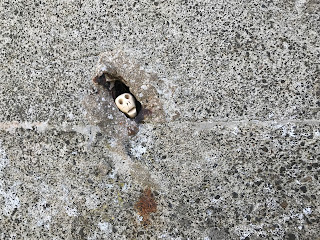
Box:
[128,107,136,114]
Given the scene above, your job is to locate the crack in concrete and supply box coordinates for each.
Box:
[0,119,319,134]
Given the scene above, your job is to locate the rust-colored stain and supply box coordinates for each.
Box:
[135,188,157,226]
[127,125,139,136]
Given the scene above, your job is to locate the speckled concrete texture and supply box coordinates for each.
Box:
[0,0,319,239]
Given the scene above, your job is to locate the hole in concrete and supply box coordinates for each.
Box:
[85,50,166,138]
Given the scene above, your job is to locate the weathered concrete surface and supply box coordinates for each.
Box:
[0,0,319,239]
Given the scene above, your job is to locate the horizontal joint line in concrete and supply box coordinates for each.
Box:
[0,119,319,134]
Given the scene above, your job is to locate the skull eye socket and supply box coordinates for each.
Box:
[119,99,123,104]
[125,94,130,99]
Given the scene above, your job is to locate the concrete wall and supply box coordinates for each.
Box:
[0,0,319,239]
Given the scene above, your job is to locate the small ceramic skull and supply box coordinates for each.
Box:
[115,93,137,118]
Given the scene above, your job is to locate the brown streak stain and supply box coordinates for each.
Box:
[135,188,157,227]
[280,201,288,209]
[127,125,139,136]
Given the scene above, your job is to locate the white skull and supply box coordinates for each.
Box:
[115,93,137,118]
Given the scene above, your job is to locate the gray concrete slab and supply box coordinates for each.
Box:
[0,0,319,239]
